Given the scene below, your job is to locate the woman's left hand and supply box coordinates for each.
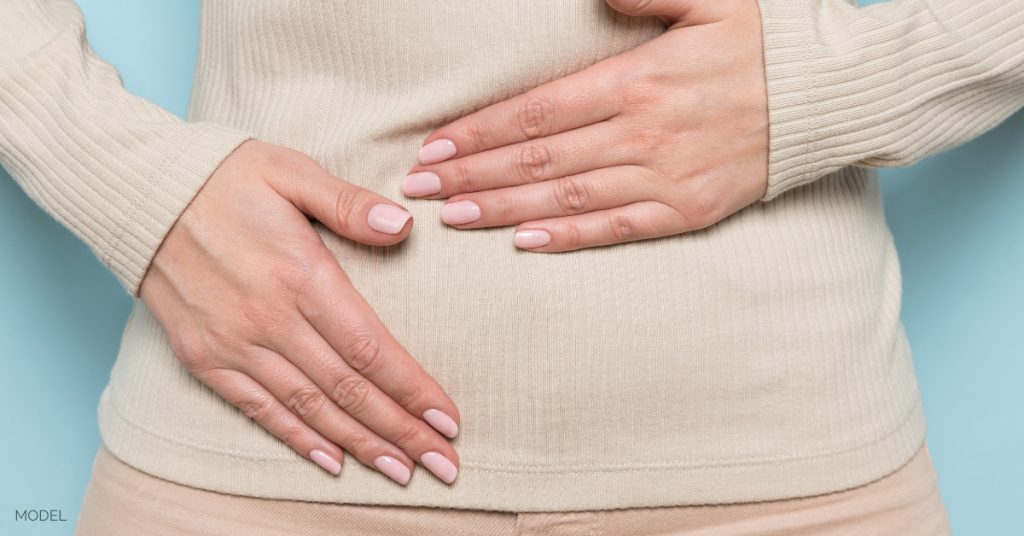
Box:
[403,0,769,251]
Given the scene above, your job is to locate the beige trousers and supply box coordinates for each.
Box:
[76,442,951,535]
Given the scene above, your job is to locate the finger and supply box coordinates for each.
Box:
[439,166,654,228]
[297,263,462,439]
[241,344,425,485]
[269,158,413,245]
[405,122,630,199]
[274,321,461,484]
[606,0,689,18]
[296,261,462,482]
[418,62,624,162]
[514,201,688,252]
[194,366,345,476]
[605,0,724,26]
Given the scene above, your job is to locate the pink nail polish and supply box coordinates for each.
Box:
[367,203,412,234]
[440,200,480,225]
[418,139,457,164]
[420,452,458,484]
[423,409,459,438]
[374,455,412,485]
[514,230,551,249]
[402,172,442,197]
[310,449,341,475]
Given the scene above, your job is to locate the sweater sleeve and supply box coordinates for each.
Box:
[757,0,1024,201]
[0,0,252,295]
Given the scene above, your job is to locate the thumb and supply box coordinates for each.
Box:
[605,0,722,26]
[275,159,413,246]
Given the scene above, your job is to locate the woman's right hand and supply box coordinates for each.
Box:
[138,140,461,486]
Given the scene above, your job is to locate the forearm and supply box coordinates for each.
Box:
[758,0,1024,200]
[0,0,251,294]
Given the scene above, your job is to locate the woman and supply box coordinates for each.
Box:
[2,0,1021,533]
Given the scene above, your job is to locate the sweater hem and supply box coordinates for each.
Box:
[97,388,928,512]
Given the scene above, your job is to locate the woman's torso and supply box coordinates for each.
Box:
[97,0,928,511]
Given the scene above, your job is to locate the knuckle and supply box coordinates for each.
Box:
[291,252,339,307]
[343,335,383,374]
[562,221,582,250]
[171,332,210,371]
[683,186,724,228]
[608,213,637,242]
[263,145,313,176]
[460,122,486,153]
[629,0,654,13]
[448,162,475,193]
[646,166,684,194]
[618,82,649,109]
[392,421,426,446]
[286,386,328,419]
[554,177,590,214]
[238,394,275,422]
[488,193,515,222]
[268,260,311,298]
[616,67,657,107]
[607,0,653,14]
[628,121,662,151]
[516,94,556,139]
[243,307,285,344]
[512,143,553,184]
[330,374,372,413]
[332,184,362,234]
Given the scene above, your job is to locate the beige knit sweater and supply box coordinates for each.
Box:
[2,0,1022,512]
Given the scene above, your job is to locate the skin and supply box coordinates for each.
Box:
[136,0,765,486]
[139,140,461,484]
[408,0,770,249]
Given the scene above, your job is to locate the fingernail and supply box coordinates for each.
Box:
[310,449,341,475]
[514,230,551,249]
[440,200,480,225]
[402,171,442,197]
[423,409,459,439]
[420,451,458,484]
[418,139,457,164]
[374,455,412,485]
[367,203,412,234]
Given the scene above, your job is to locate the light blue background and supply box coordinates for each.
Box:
[0,1,1021,534]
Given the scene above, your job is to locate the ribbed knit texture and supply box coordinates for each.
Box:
[2,0,1021,512]
[0,0,252,294]
[759,0,1024,200]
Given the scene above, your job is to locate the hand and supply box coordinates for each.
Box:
[402,0,768,251]
[139,140,461,485]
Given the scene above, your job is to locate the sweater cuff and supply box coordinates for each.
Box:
[756,0,835,201]
[108,125,253,295]
[757,0,1024,201]
[0,1,254,296]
